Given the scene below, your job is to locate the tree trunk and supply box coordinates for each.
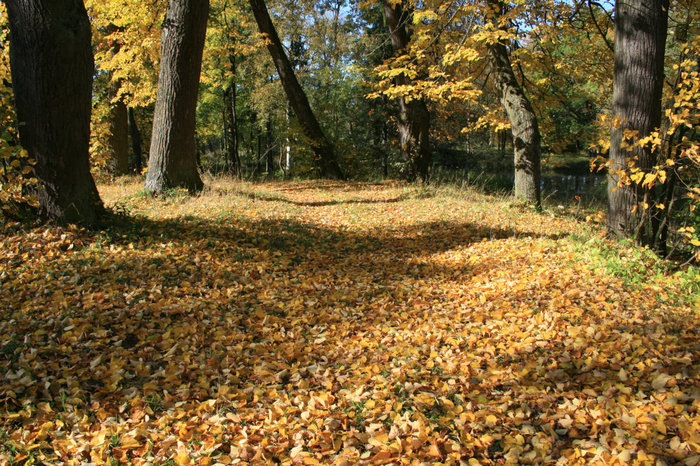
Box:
[6,0,103,224]
[607,0,669,244]
[144,0,209,194]
[103,23,130,176]
[265,119,274,175]
[223,53,241,177]
[248,0,344,179]
[109,95,130,175]
[128,106,144,173]
[383,0,431,182]
[487,0,541,206]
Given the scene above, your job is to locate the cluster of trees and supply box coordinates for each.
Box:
[0,0,698,254]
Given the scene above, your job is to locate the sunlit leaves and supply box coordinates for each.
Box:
[0,179,697,464]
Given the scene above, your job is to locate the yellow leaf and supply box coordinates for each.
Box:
[656,415,667,435]
[174,450,190,465]
[120,435,141,449]
[651,373,672,391]
[369,432,389,447]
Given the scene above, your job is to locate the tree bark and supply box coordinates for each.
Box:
[223,53,241,177]
[265,119,275,175]
[383,0,431,182]
[607,0,669,243]
[487,0,541,206]
[6,0,103,224]
[103,23,130,176]
[144,0,209,194]
[128,106,143,173]
[109,95,130,175]
[248,0,344,179]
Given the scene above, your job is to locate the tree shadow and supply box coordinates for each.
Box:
[215,186,429,207]
[1,202,693,463]
[1,213,535,405]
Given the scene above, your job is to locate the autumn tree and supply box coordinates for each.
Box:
[485,0,541,206]
[248,0,344,179]
[145,0,209,194]
[87,0,165,174]
[607,0,669,243]
[382,0,432,182]
[5,0,103,223]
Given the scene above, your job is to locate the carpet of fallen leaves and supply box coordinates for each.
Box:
[1,178,698,465]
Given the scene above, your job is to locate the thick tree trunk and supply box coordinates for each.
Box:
[144,0,208,194]
[607,0,668,243]
[487,0,541,206]
[383,0,431,182]
[109,95,130,175]
[128,106,143,173]
[6,0,103,224]
[248,0,343,179]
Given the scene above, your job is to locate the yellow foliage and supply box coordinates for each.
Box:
[0,179,697,464]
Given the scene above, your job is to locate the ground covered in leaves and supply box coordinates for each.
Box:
[1,178,698,465]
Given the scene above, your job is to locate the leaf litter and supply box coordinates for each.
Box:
[0,179,698,465]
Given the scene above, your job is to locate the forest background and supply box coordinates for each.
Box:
[0,0,697,257]
[0,1,699,464]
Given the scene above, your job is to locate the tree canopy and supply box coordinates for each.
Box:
[0,0,698,463]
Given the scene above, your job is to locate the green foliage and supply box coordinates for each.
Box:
[569,228,699,304]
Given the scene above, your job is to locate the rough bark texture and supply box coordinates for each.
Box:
[109,95,130,175]
[487,0,541,206]
[607,0,668,242]
[383,0,431,182]
[249,0,344,179]
[144,0,208,194]
[6,0,103,224]
[128,106,143,173]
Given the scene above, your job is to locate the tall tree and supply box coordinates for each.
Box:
[5,0,103,223]
[486,0,541,207]
[145,0,209,194]
[607,0,669,243]
[128,107,144,173]
[248,0,344,179]
[222,52,241,177]
[108,93,130,175]
[101,23,130,175]
[382,0,432,182]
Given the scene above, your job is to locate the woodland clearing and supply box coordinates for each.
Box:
[0,178,698,465]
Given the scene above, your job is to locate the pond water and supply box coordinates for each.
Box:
[540,174,606,204]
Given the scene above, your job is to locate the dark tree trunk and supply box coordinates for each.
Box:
[607,0,669,244]
[128,106,143,173]
[248,0,344,179]
[256,126,263,175]
[104,23,129,176]
[499,130,507,158]
[383,0,431,182]
[223,53,241,177]
[265,119,275,175]
[109,95,129,175]
[487,0,541,206]
[144,0,209,194]
[6,0,103,224]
